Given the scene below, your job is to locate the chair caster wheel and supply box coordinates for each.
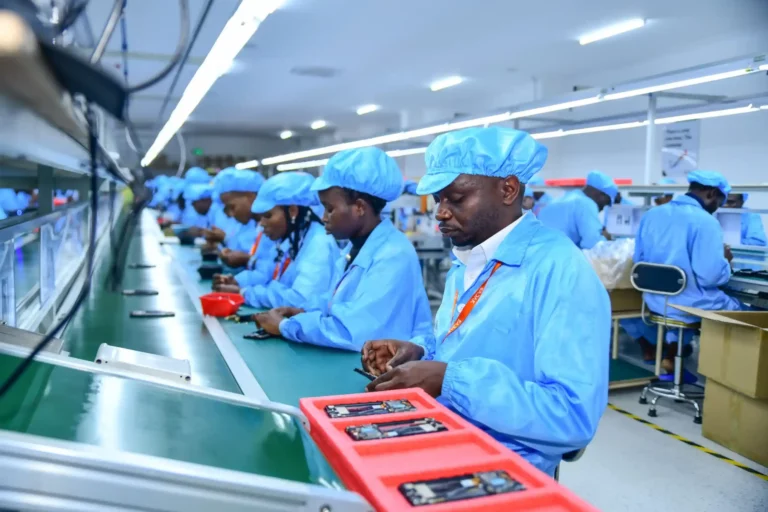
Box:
[639,397,647,404]
[694,416,702,424]
[648,409,657,418]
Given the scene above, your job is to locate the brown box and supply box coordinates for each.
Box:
[673,306,768,399]
[702,379,768,467]
[608,288,643,313]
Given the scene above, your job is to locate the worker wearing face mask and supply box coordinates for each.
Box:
[254,147,433,350]
[362,127,610,477]
[538,170,618,249]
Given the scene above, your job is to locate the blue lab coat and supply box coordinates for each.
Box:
[234,227,279,287]
[538,190,606,249]
[164,203,183,223]
[0,189,19,215]
[634,194,743,323]
[242,222,340,309]
[226,219,259,253]
[279,220,434,351]
[410,214,610,476]
[741,211,767,246]
[180,205,213,229]
[532,193,552,217]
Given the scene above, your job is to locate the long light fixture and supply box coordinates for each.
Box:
[430,76,463,91]
[279,130,293,139]
[311,120,327,130]
[603,69,752,100]
[579,18,646,45]
[141,0,282,167]
[655,104,758,124]
[356,104,380,115]
[235,159,260,170]
[276,147,428,172]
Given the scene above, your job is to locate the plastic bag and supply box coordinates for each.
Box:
[582,238,635,290]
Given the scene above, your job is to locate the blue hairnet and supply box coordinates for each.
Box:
[251,172,319,214]
[0,189,19,212]
[213,168,265,195]
[169,177,186,201]
[184,167,210,184]
[184,183,213,202]
[313,147,403,202]
[687,170,731,202]
[417,127,548,196]
[403,180,419,196]
[586,170,619,205]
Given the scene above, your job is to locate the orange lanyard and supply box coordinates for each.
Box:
[249,232,263,257]
[443,261,503,344]
[272,256,291,280]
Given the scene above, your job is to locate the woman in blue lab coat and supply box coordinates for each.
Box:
[253,148,433,351]
[538,170,617,249]
[179,183,215,234]
[362,127,610,477]
[218,172,340,309]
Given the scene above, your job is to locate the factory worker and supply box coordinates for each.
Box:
[183,166,210,184]
[0,189,20,217]
[653,177,677,206]
[160,177,186,224]
[149,175,171,209]
[179,183,215,235]
[218,172,339,309]
[724,192,767,247]
[362,127,610,477]
[629,170,748,371]
[15,190,33,212]
[538,170,617,249]
[254,148,433,351]
[526,175,551,216]
[205,169,265,268]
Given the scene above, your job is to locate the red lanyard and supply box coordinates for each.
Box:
[272,256,291,280]
[442,261,503,344]
[249,232,263,257]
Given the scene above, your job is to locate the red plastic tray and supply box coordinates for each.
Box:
[544,178,632,187]
[300,389,598,512]
[199,292,244,317]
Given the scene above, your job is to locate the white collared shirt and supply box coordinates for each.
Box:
[453,213,526,291]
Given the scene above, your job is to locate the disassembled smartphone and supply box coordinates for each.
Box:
[399,470,526,507]
[243,329,271,340]
[129,310,175,318]
[122,289,159,296]
[346,417,447,441]
[226,313,254,323]
[324,399,416,419]
[353,367,375,381]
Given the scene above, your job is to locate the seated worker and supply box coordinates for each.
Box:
[253,147,433,351]
[179,183,215,236]
[149,175,171,209]
[160,177,186,224]
[526,175,551,216]
[724,192,767,246]
[0,189,20,218]
[207,169,265,268]
[179,167,212,230]
[538,170,617,249]
[626,170,748,371]
[362,127,610,477]
[216,172,340,309]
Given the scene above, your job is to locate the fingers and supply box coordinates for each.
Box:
[366,367,404,392]
[387,347,412,370]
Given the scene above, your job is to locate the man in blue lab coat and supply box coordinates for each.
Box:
[538,170,617,249]
[362,127,610,476]
[254,147,433,351]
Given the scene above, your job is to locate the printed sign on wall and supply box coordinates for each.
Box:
[661,120,700,179]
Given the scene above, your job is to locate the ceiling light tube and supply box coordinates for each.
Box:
[760,64,768,71]
[386,147,428,158]
[509,97,602,119]
[276,147,429,172]
[430,76,463,91]
[311,120,327,130]
[579,18,646,45]
[141,0,282,167]
[235,159,260,170]
[604,69,752,101]
[279,130,293,139]
[356,104,380,115]
[655,104,758,124]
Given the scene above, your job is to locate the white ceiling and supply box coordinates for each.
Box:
[87,0,768,147]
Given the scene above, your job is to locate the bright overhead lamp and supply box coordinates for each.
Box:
[604,69,752,101]
[510,97,602,119]
[141,0,283,167]
[280,130,293,139]
[276,146,429,171]
[655,104,758,124]
[356,104,380,115]
[760,105,768,110]
[579,18,645,45]
[235,159,260,170]
[311,120,327,130]
[430,76,463,91]
[387,147,427,158]
[760,64,768,71]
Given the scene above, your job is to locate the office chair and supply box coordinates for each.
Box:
[631,262,704,423]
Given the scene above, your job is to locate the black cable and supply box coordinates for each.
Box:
[0,104,101,398]
[155,0,215,125]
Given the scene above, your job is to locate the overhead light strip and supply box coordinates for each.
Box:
[276,147,428,172]
[603,69,752,101]
[579,18,646,46]
[141,0,282,167]
[235,159,260,170]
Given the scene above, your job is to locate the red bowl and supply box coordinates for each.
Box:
[199,292,245,317]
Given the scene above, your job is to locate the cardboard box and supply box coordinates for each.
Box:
[673,306,768,399]
[702,379,768,468]
[608,288,643,313]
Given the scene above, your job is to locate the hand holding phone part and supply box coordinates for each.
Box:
[361,339,425,376]
[366,360,447,398]
[254,309,286,335]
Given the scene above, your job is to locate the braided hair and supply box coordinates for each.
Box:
[278,205,323,261]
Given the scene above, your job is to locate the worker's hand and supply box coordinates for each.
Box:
[366,361,447,398]
[220,250,250,269]
[204,227,226,243]
[724,244,733,262]
[213,273,236,285]
[273,306,304,318]
[185,227,204,238]
[361,340,425,377]
[601,228,613,241]
[254,310,285,336]
[213,283,241,294]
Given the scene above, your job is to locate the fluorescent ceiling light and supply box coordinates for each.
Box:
[356,104,380,115]
[141,0,282,167]
[760,105,768,110]
[430,76,463,91]
[387,147,427,158]
[760,64,768,71]
[604,69,752,101]
[311,120,327,130]
[280,130,293,139]
[235,159,260,170]
[655,104,758,124]
[276,146,428,171]
[509,97,602,119]
[579,18,645,45]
